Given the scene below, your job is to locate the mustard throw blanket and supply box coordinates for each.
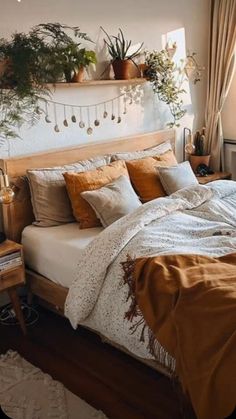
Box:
[123,253,236,419]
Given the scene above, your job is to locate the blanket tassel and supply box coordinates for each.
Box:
[122,255,176,374]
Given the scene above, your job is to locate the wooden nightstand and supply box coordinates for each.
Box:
[0,240,26,335]
[197,171,232,185]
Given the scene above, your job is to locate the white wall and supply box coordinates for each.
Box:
[224,142,236,180]
[0,0,210,161]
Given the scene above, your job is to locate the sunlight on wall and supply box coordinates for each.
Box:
[162,27,194,160]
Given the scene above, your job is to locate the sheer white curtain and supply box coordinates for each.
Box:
[205,0,236,171]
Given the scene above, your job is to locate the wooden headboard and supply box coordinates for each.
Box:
[0,129,176,242]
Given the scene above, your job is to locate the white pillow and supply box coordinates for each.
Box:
[81,175,141,227]
[158,161,198,195]
[111,141,173,161]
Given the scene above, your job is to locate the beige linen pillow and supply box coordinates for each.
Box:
[81,175,141,227]
[111,141,173,161]
[27,155,111,227]
[158,161,198,195]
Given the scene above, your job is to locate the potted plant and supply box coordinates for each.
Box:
[48,44,97,83]
[0,23,95,140]
[101,27,143,80]
[32,23,96,83]
[189,128,211,172]
[71,49,97,82]
[0,30,53,141]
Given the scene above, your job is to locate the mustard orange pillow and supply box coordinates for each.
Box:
[126,150,178,202]
[63,160,129,229]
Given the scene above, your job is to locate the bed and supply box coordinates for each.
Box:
[0,129,176,375]
[1,130,236,416]
[22,223,103,288]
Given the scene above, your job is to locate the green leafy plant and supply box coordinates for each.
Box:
[145,49,186,127]
[53,46,96,82]
[32,23,95,82]
[0,33,47,94]
[0,31,51,141]
[77,49,97,68]
[101,27,143,61]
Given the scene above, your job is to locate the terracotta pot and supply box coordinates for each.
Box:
[112,59,139,80]
[0,58,13,86]
[189,154,211,173]
[0,58,17,89]
[71,67,85,83]
[0,60,7,78]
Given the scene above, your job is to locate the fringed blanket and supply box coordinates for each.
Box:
[123,253,236,419]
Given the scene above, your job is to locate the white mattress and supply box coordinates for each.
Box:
[22,223,103,288]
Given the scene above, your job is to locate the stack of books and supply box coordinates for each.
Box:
[0,251,22,273]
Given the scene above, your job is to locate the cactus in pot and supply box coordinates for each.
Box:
[190,128,211,173]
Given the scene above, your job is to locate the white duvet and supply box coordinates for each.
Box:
[65,181,236,367]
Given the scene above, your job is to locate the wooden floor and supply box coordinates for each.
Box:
[0,306,196,419]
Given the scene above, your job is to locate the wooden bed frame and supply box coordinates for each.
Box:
[0,129,176,374]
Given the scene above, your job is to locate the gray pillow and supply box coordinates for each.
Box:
[27,155,111,227]
[81,175,141,227]
[111,141,172,161]
[158,161,198,195]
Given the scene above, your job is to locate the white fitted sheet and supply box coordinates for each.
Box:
[22,223,103,288]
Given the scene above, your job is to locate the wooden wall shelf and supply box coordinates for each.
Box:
[47,78,147,88]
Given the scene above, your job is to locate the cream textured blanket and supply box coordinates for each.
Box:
[65,180,236,369]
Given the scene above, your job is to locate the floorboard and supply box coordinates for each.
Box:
[0,305,196,419]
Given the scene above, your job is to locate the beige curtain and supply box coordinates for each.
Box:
[205,0,236,171]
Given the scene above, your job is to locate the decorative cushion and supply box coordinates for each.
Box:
[126,150,178,202]
[111,141,173,162]
[81,175,141,227]
[27,155,111,227]
[158,161,198,195]
[63,160,129,229]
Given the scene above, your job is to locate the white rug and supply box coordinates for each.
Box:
[0,350,108,419]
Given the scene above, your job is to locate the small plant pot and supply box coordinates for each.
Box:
[189,154,211,173]
[112,59,139,80]
[71,67,85,83]
[0,59,8,78]
[0,58,15,87]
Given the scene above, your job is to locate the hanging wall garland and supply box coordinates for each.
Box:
[38,84,144,135]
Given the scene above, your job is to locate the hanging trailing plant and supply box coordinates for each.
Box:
[0,90,42,141]
[145,49,186,127]
[0,30,51,141]
[0,23,95,141]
